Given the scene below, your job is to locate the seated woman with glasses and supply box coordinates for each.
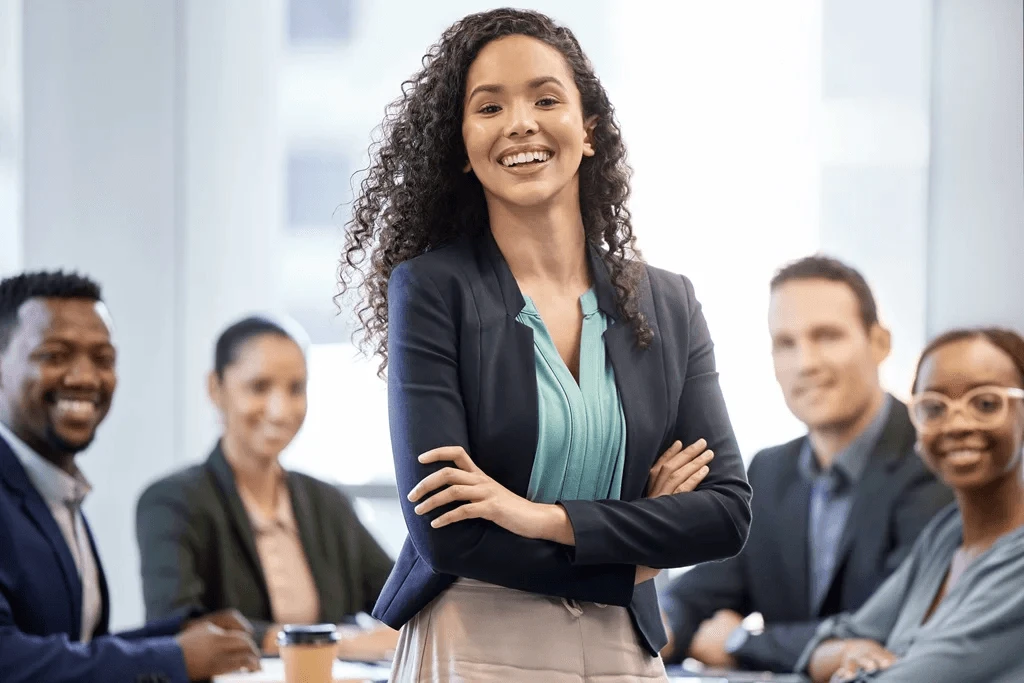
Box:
[798,327,1024,683]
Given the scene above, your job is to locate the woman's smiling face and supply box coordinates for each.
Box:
[461,34,596,211]
[914,336,1024,492]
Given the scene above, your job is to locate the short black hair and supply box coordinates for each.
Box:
[0,271,103,353]
[214,316,300,379]
[770,255,879,330]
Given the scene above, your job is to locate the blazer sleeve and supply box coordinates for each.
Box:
[732,620,823,674]
[137,480,281,649]
[357,524,394,616]
[0,590,189,683]
[115,613,191,640]
[136,479,209,622]
[660,553,751,664]
[559,274,753,568]
[387,263,636,606]
[331,488,395,615]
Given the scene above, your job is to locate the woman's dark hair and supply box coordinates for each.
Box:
[912,327,1024,392]
[337,8,650,374]
[214,316,300,380]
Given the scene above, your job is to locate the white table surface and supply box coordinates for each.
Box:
[212,658,390,682]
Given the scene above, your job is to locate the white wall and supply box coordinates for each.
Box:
[22,0,180,631]
[0,0,21,275]
[927,0,1024,335]
[20,0,287,629]
[818,0,933,399]
[609,0,823,458]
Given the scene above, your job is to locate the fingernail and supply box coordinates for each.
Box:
[701,466,709,474]
[418,454,427,462]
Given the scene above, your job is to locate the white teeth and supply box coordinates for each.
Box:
[500,150,552,166]
[55,399,97,420]
[945,449,982,465]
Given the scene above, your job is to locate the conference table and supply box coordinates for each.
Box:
[213,659,809,683]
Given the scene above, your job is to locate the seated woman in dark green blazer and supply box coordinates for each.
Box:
[136,316,396,655]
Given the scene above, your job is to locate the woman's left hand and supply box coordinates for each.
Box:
[409,446,556,540]
[829,640,897,682]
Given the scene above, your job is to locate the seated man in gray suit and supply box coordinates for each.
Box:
[659,256,953,673]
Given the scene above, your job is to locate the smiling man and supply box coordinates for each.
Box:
[0,271,260,683]
[659,256,953,674]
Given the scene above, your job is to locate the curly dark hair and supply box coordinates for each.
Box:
[0,270,102,352]
[337,8,651,373]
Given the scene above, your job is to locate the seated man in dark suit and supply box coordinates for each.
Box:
[0,271,261,683]
[659,256,953,673]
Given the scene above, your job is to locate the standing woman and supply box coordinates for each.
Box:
[339,9,752,682]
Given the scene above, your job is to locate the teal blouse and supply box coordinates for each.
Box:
[516,289,627,504]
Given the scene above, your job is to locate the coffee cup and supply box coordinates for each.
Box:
[277,623,339,683]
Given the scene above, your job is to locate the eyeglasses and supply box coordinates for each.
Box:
[908,385,1024,434]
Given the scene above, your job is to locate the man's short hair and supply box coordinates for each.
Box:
[770,255,879,330]
[0,271,103,352]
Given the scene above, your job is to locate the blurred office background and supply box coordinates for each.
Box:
[0,0,1020,629]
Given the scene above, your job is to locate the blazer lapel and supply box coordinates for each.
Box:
[777,442,813,617]
[587,250,667,497]
[817,401,915,613]
[477,233,541,495]
[205,444,271,601]
[83,516,111,636]
[0,438,83,635]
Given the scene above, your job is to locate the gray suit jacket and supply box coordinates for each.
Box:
[135,443,394,648]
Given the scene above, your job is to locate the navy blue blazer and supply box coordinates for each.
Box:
[0,435,191,683]
[371,232,753,655]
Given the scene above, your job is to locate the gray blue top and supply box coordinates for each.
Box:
[516,289,627,504]
[796,503,1024,682]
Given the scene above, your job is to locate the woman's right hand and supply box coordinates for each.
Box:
[647,438,714,498]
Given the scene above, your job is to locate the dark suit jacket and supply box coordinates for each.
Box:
[0,434,191,683]
[371,231,753,655]
[661,400,954,672]
[136,443,395,649]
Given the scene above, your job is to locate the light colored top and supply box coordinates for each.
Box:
[516,289,626,503]
[0,421,103,642]
[796,503,1024,682]
[237,476,321,625]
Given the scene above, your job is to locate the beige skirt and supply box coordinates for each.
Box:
[389,578,669,683]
